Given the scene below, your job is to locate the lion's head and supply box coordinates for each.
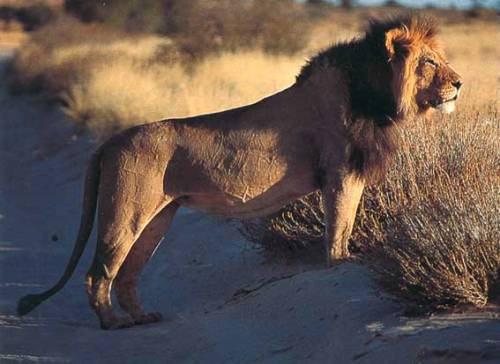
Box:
[297,15,463,120]
[295,15,463,180]
[379,16,463,116]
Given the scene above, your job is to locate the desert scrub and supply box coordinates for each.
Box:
[65,0,312,58]
[61,50,301,135]
[243,107,500,310]
[6,16,305,136]
[5,17,143,95]
[7,22,302,135]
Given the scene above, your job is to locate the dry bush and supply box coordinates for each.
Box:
[64,0,312,58]
[357,108,499,309]
[243,106,500,310]
[7,7,308,133]
[0,3,55,32]
[6,17,130,94]
[65,0,164,32]
[162,0,312,58]
[241,193,324,255]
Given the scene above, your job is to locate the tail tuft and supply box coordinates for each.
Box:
[17,149,102,318]
[17,294,45,316]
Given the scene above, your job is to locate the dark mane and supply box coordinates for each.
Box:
[296,15,437,183]
[296,15,438,86]
[366,14,438,43]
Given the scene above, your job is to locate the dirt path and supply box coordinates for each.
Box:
[0,53,498,363]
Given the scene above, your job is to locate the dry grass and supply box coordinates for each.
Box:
[6,17,304,135]
[245,104,500,310]
[0,29,26,50]
[6,9,500,309]
[62,51,301,135]
[357,104,499,309]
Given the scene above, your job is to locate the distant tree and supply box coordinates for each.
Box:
[16,4,54,31]
[341,0,354,9]
[306,0,326,5]
[471,0,483,8]
[0,6,16,29]
[64,0,105,22]
[466,0,486,18]
[385,0,401,6]
[65,0,163,33]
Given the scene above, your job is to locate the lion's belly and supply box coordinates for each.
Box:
[177,177,315,219]
[168,156,317,218]
[162,117,319,218]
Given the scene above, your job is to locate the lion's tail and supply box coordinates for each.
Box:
[17,148,102,316]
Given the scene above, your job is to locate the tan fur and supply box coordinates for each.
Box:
[18,16,462,329]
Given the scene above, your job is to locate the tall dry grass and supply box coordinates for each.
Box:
[7,17,304,135]
[62,51,301,134]
[6,10,500,310]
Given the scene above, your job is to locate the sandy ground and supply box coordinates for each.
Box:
[0,51,499,363]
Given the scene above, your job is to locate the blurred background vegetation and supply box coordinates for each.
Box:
[0,1,498,54]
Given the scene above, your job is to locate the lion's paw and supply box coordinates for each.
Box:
[100,314,135,330]
[134,312,163,325]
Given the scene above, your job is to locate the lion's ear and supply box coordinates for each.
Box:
[385,27,411,61]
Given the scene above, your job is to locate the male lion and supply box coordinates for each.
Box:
[18,16,462,329]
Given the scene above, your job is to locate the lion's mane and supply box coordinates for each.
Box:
[296,15,439,182]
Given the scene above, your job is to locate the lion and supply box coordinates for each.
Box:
[18,15,462,329]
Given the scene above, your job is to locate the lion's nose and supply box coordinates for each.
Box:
[453,80,463,90]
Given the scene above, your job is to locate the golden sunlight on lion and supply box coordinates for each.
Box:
[18,15,462,329]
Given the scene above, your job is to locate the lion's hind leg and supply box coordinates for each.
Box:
[85,193,171,330]
[114,202,179,325]
[86,235,137,330]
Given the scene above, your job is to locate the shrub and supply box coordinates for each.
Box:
[6,17,126,95]
[0,3,54,32]
[166,0,311,57]
[242,108,500,310]
[241,192,324,255]
[64,0,105,23]
[15,3,55,31]
[0,6,17,25]
[64,0,312,57]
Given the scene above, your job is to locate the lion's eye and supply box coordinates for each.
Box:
[424,58,438,67]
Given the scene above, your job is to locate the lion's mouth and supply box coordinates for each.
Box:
[431,95,458,114]
[429,94,458,108]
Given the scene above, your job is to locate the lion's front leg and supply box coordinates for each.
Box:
[322,173,365,267]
